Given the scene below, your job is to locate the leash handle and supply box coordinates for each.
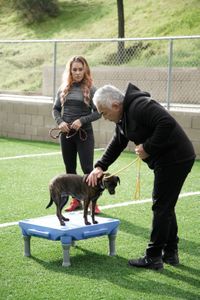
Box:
[49,127,87,141]
[49,128,61,139]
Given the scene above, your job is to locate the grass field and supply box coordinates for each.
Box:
[0,137,200,300]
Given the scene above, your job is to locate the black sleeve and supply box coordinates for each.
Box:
[52,89,63,125]
[132,99,176,155]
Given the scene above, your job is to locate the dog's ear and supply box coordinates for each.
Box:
[116,176,120,185]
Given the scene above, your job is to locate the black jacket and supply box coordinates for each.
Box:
[95,83,195,170]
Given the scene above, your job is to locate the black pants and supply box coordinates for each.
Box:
[60,129,94,174]
[146,159,194,257]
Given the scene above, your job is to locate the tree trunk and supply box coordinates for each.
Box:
[117,0,125,64]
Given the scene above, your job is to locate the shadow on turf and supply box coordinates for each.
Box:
[101,212,200,258]
[27,212,199,299]
[30,248,199,300]
[100,211,150,239]
[25,210,199,299]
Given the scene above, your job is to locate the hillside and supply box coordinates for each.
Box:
[0,0,199,93]
[0,0,199,39]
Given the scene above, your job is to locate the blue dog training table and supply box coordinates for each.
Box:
[19,212,120,267]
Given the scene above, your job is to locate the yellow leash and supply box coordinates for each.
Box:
[103,156,142,200]
[134,157,141,199]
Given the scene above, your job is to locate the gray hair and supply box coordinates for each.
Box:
[93,85,124,108]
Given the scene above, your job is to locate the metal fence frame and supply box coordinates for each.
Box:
[0,35,200,109]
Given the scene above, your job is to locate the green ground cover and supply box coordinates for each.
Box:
[0,0,199,93]
[0,138,200,300]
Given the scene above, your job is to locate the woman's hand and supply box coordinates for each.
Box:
[58,122,71,133]
[71,119,82,131]
[86,167,104,187]
[135,144,149,159]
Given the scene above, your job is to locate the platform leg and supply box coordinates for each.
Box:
[23,235,31,257]
[71,240,76,247]
[62,243,71,267]
[108,233,117,256]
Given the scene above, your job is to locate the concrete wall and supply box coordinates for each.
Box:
[0,96,199,159]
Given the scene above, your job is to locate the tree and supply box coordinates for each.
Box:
[13,0,59,24]
[117,0,125,63]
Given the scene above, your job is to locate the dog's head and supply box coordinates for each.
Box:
[102,173,120,195]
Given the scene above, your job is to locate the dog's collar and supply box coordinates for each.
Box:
[98,179,106,191]
[99,181,105,190]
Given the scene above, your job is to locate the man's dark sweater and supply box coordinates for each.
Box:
[95,83,195,170]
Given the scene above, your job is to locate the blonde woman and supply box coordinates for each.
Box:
[52,56,101,213]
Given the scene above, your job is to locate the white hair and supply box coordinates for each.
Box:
[93,85,124,108]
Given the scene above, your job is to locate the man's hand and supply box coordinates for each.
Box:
[135,144,149,159]
[86,167,103,187]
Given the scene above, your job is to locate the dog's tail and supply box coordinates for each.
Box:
[46,196,54,209]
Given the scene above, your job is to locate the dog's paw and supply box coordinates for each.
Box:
[62,217,70,221]
[60,221,66,226]
[93,220,98,224]
[85,221,91,225]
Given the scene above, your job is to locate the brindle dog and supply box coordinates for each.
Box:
[46,173,120,226]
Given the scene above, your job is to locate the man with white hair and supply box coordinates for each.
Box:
[87,83,195,270]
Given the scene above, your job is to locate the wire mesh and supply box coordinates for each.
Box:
[0,36,199,108]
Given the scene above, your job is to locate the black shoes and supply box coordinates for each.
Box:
[128,251,179,270]
[162,251,179,266]
[128,256,163,270]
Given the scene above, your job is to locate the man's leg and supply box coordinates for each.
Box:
[147,160,194,258]
[129,159,194,269]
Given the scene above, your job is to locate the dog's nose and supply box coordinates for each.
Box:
[110,190,115,194]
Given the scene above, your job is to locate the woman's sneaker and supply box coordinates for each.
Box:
[94,204,101,214]
[89,203,101,214]
[65,198,82,212]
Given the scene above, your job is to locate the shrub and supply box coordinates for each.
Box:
[13,0,60,24]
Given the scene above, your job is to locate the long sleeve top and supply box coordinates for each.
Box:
[52,82,101,130]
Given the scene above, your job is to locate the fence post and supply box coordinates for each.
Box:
[166,39,174,110]
[52,41,57,102]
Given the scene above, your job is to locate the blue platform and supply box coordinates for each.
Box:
[19,212,120,267]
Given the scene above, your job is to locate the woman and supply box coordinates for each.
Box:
[52,55,101,213]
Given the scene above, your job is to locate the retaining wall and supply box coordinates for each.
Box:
[0,96,199,159]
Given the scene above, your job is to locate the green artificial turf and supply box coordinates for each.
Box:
[0,137,200,300]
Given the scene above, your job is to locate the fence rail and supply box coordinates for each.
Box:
[0,35,200,109]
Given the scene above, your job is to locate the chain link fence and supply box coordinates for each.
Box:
[0,36,200,109]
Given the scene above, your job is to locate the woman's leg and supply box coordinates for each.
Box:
[77,129,94,174]
[60,133,77,174]
[60,134,82,211]
[76,130,101,214]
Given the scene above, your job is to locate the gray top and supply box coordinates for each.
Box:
[52,83,101,130]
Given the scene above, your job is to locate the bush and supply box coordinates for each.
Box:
[13,0,60,24]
